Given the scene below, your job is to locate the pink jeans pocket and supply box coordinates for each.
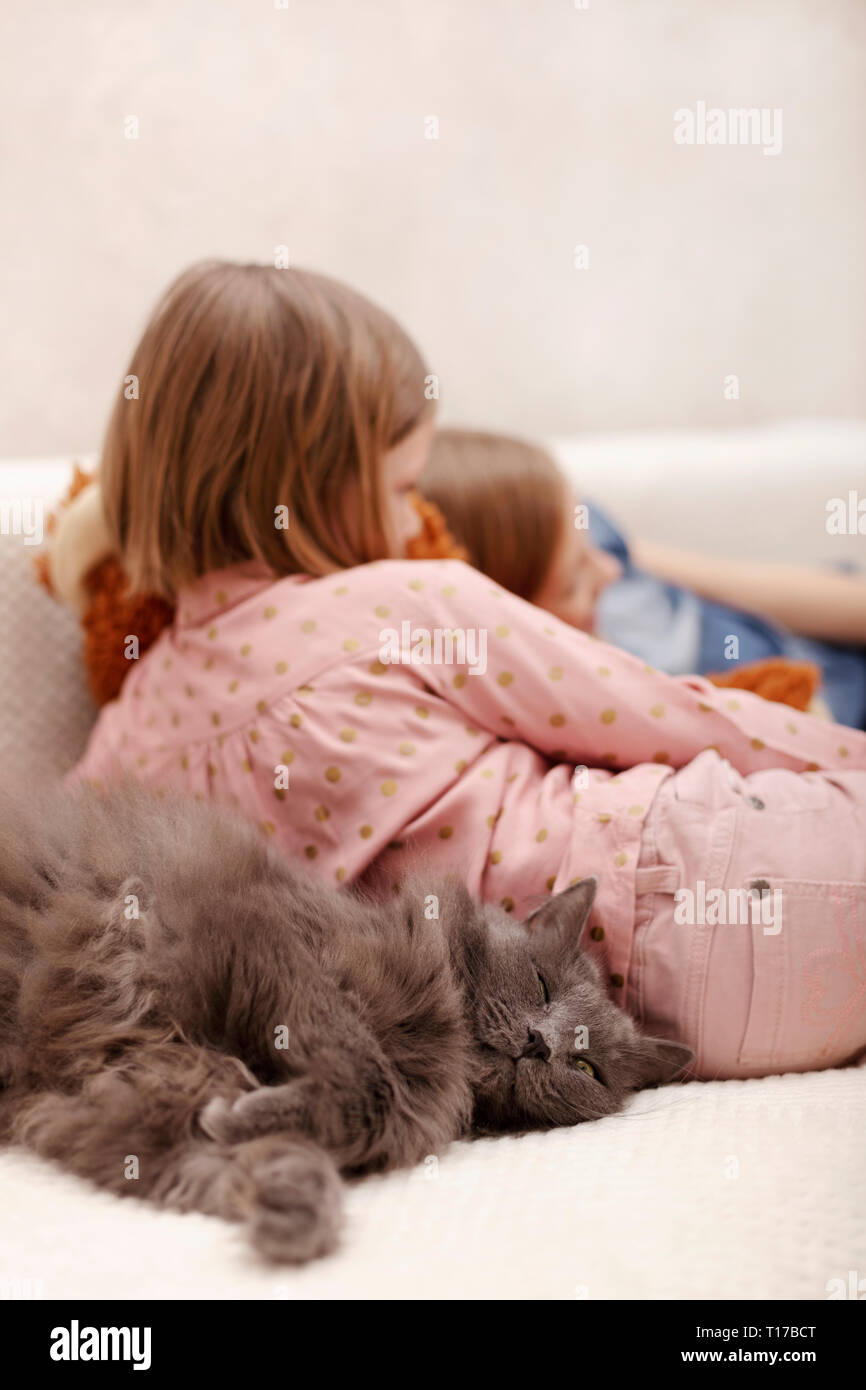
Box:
[737,876,866,1073]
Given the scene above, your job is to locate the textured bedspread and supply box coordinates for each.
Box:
[2,1066,863,1300]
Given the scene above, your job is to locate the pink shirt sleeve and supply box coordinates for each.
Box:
[415,562,866,773]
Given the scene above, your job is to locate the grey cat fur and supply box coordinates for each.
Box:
[0,781,691,1263]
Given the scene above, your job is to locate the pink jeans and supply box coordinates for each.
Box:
[629,750,866,1079]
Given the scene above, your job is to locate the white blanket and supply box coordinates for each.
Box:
[2,1066,863,1300]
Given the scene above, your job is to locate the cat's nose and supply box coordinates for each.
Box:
[521,1030,551,1063]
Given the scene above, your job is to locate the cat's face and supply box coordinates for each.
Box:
[446,878,693,1132]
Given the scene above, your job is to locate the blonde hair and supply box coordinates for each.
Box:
[419,429,566,600]
[101,261,432,597]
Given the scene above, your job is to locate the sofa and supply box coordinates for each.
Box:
[0,420,863,1300]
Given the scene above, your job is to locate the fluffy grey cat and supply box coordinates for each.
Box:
[0,781,691,1263]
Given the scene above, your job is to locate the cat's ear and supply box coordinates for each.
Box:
[524,877,598,949]
[629,1036,694,1088]
[437,876,490,970]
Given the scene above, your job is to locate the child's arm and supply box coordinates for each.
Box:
[631,539,866,645]
[419,562,866,772]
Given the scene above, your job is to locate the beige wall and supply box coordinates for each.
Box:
[1,0,864,456]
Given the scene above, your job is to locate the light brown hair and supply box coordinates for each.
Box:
[101,262,432,598]
[419,429,566,600]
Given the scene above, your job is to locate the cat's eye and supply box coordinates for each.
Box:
[575,1058,596,1078]
[536,971,549,1005]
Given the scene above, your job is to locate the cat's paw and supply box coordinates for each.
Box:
[200,1086,307,1145]
[199,1094,248,1144]
[245,1137,342,1263]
